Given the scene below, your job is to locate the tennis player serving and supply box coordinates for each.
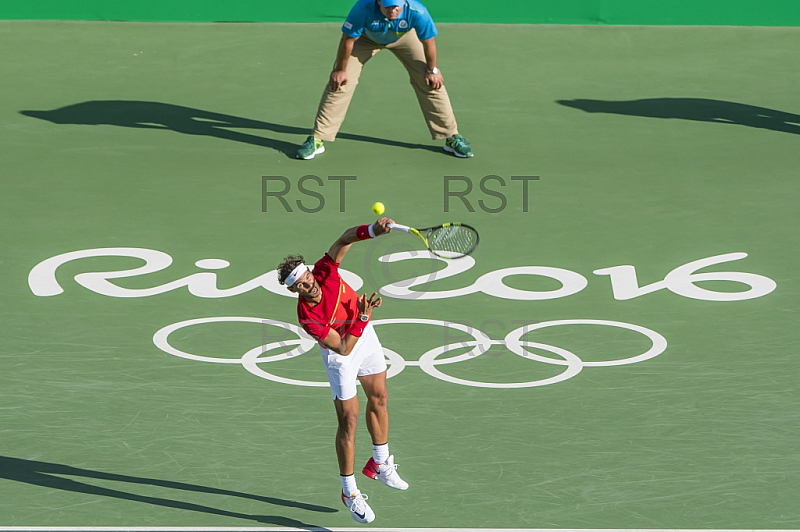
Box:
[277,217,407,524]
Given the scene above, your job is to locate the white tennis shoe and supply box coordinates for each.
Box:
[341,490,375,523]
[362,455,409,490]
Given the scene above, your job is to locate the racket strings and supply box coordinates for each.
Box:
[428,226,479,258]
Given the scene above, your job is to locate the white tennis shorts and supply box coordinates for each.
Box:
[319,322,387,401]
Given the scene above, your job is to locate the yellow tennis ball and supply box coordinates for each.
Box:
[372,202,385,215]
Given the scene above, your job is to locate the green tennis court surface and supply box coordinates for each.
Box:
[1,21,799,530]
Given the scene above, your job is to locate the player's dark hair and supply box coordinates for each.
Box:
[277,254,305,285]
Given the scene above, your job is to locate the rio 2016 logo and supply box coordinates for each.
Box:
[28,248,776,389]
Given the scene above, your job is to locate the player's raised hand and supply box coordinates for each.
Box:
[373,217,395,235]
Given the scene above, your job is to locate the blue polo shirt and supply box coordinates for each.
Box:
[342,0,437,45]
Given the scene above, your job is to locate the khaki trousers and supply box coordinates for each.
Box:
[313,30,459,141]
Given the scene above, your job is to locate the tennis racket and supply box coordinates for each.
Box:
[387,222,480,259]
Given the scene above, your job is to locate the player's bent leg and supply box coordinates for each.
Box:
[358,371,388,444]
[358,371,409,490]
[330,363,378,522]
[335,396,379,521]
[333,395,360,477]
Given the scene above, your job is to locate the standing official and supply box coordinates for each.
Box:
[296,0,474,159]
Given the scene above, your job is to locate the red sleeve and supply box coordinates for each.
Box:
[313,253,340,281]
[301,319,330,344]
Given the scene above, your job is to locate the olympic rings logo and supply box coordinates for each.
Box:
[153,317,668,389]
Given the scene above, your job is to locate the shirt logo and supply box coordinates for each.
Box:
[399,20,408,29]
[343,21,353,29]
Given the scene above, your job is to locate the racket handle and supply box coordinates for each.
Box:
[387,222,412,233]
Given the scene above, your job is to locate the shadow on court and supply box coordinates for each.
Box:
[557,97,800,135]
[19,100,442,156]
[0,455,336,529]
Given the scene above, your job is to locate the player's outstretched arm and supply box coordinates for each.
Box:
[327,217,394,264]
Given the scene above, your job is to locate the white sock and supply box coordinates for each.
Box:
[373,443,389,464]
[341,474,358,495]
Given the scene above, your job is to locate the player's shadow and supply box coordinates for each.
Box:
[0,455,335,529]
[556,98,800,135]
[20,100,442,156]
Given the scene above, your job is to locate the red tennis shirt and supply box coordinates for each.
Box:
[297,254,359,343]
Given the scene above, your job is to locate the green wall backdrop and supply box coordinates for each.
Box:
[2,0,799,25]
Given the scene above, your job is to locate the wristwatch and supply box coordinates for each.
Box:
[359,313,369,322]
[427,67,439,75]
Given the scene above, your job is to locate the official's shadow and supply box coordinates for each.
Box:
[0,455,335,529]
[20,100,441,156]
[556,98,800,135]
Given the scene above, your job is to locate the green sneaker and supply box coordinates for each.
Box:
[296,135,325,160]
[444,134,473,158]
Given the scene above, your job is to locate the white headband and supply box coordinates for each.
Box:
[284,263,308,287]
